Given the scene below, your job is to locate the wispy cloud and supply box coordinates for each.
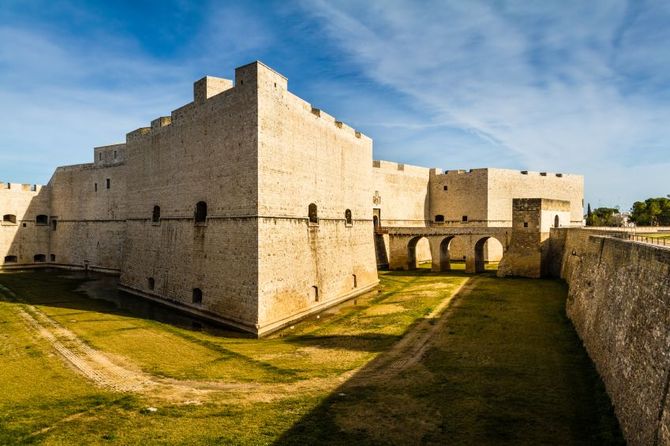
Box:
[300,0,670,208]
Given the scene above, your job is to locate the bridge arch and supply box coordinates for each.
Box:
[438,236,455,271]
[407,236,432,270]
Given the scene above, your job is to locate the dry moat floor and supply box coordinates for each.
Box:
[0,267,624,445]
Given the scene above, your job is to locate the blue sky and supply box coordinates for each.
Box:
[1,0,669,210]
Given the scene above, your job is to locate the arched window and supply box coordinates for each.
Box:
[36,215,48,225]
[2,214,16,224]
[148,277,155,290]
[4,255,17,263]
[195,201,207,223]
[345,209,352,225]
[192,288,203,304]
[33,254,46,262]
[152,205,161,223]
[435,215,445,223]
[308,203,318,224]
[554,215,560,228]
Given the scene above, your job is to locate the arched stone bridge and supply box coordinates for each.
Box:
[384,226,513,273]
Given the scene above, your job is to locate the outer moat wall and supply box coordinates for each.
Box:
[552,228,670,446]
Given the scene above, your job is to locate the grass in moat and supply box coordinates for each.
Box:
[638,232,670,239]
[0,268,622,445]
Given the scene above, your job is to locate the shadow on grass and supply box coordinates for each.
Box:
[281,333,402,352]
[273,276,625,446]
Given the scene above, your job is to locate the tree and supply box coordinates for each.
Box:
[630,197,670,226]
[585,206,621,227]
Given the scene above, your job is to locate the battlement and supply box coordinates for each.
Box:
[94,143,125,166]
[0,182,42,193]
[372,160,432,175]
[305,105,369,142]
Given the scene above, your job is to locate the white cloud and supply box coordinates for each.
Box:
[301,0,670,208]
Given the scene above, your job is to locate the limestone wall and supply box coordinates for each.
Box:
[372,160,430,227]
[48,162,127,271]
[119,66,260,331]
[488,169,583,226]
[0,183,51,267]
[257,62,378,333]
[555,229,670,446]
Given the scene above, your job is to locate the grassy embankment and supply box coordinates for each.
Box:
[0,268,622,445]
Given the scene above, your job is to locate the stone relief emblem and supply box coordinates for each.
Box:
[373,191,381,205]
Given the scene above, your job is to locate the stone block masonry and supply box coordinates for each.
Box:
[555,229,670,446]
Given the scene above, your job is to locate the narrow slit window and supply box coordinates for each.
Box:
[311,286,319,302]
[106,178,110,189]
[148,277,155,290]
[152,205,161,223]
[308,203,318,224]
[192,288,203,304]
[195,201,207,223]
[344,209,352,225]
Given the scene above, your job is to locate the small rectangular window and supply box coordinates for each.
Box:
[462,215,468,222]
[106,178,110,189]
[113,150,117,159]
[523,222,529,228]
[94,182,98,192]
[443,185,448,191]
[50,254,56,262]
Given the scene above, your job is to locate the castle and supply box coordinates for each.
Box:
[0,61,583,336]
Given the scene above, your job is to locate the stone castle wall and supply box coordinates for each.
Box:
[553,229,670,446]
[257,63,378,333]
[0,183,50,267]
[118,64,260,331]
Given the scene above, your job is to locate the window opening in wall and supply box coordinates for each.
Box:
[2,214,16,224]
[195,201,207,223]
[308,203,318,224]
[192,288,203,304]
[521,170,528,175]
[99,153,102,161]
[353,274,357,288]
[36,215,48,225]
[113,150,117,159]
[345,209,352,225]
[152,205,161,223]
[443,185,448,191]
[148,277,155,290]
[34,254,46,262]
[311,286,319,302]
[523,222,529,228]
[435,214,445,223]
[31,184,37,191]
[51,219,58,231]
[106,178,110,189]
[22,223,26,227]
[4,255,17,263]
[50,254,56,262]
[462,215,468,222]
[94,182,98,192]
[554,215,560,228]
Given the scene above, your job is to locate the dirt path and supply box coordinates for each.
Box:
[353,276,477,383]
[1,277,473,403]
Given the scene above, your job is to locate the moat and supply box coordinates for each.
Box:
[0,269,623,445]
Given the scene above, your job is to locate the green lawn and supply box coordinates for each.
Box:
[638,232,670,239]
[0,269,622,445]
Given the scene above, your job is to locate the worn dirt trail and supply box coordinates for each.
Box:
[1,276,473,403]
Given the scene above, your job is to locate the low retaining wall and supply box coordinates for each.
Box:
[555,228,670,445]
